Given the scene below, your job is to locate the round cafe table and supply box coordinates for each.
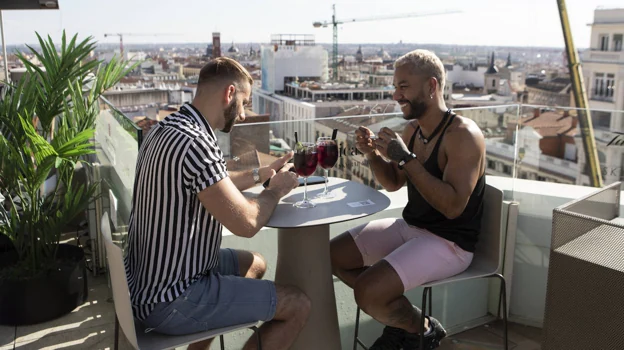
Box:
[247,177,390,350]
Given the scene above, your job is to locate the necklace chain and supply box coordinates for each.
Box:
[417,109,452,144]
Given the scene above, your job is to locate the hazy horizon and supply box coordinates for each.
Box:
[2,0,622,49]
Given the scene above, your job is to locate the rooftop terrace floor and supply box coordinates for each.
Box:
[0,273,541,350]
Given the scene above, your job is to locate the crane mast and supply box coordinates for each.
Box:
[313,5,461,80]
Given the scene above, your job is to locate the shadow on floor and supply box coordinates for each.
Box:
[3,273,542,350]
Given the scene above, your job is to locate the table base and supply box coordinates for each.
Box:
[275,225,341,350]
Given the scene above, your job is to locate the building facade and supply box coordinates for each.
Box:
[576,8,624,186]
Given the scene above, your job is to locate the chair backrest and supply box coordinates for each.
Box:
[472,184,504,271]
[101,212,140,349]
[556,181,620,221]
[552,181,622,250]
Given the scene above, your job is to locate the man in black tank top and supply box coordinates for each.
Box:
[330,49,486,350]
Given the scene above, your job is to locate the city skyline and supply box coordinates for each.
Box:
[2,0,623,49]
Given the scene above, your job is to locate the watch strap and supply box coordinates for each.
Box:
[252,168,261,183]
[398,153,417,170]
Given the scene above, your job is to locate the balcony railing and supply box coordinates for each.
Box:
[582,49,624,63]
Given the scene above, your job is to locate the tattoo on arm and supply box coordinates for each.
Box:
[386,139,410,163]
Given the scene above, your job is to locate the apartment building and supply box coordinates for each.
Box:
[576,7,624,185]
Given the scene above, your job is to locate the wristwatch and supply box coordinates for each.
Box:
[397,153,417,170]
[252,168,261,184]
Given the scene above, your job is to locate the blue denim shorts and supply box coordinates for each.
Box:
[141,248,277,336]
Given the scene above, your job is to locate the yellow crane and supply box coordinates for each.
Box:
[103,33,181,60]
[313,5,461,80]
[557,0,603,187]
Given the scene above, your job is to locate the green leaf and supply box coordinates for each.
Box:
[2,30,133,276]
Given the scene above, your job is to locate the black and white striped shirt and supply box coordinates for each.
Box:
[124,103,228,321]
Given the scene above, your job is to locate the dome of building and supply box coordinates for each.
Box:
[228,42,239,53]
[377,47,391,61]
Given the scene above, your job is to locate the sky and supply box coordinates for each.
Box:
[2,0,623,48]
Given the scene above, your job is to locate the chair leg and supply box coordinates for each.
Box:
[427,287,433,316]
[220,334,225,350]
[494,274,509,350]
[114,316,119,350]
[419,287,430,350]
[353,307,361,350]
[250,326,262,350]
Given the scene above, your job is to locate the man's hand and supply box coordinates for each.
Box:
[355,127,377,155]
[375,127,411,163]
[258,151,294,183]
[266,164,299,198]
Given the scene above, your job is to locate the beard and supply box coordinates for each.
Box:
[221,98,240,133]
[399,95,429,120]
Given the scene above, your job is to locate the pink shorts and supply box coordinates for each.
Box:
[349,218,473,291]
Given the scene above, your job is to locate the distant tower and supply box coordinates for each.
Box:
[356,45,363,63]
[212,32,221,58]
[485,52,500,94]
[506,53,513,68]
[227,42,239,58]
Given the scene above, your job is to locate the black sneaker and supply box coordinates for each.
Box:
[369,325,406,350]
[402,317,447,350]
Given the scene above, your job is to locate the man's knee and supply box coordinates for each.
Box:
[354,275,380,314]
[353,265,400,315]
[329,239,341,273]
[235,250,268,279]
[330,231,360,272]
[249,252,267,279]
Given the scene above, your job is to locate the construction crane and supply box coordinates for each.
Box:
[557,0,603,187]
[313,5,461,80]
[103,33,180,60]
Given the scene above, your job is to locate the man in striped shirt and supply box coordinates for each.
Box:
[125,57,310,350]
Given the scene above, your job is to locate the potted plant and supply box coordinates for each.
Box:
[0,31,136,325]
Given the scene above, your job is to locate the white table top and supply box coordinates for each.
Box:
[245,177,391,228]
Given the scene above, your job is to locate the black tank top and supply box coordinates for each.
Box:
[402,114,486,253]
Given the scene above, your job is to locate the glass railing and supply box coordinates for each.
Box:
[516,104,624,189]
[220,105,521,196]
[92,101,624,236]
[92,97,143,251]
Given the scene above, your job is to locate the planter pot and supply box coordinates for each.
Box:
[0,234,18,269]
[0,244,88,326]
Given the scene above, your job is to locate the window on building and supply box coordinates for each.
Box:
[488,160,495,169]
[606,74,615,97]
[593,73,615,99]
[593,111,612,129]
[614,34,623,52]
[503,164,512,175]
[600,34,610,51]
[492,79,496,88]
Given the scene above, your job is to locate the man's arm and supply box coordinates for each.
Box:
[197,169,298,238]
[229,151,294,191]
[401,122,484,219]
[229,169,261,191]
[365,152,406,192]
[356,126,409,192]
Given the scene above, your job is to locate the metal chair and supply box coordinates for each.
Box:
[353,184,511,350]
[101,212,261,350]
